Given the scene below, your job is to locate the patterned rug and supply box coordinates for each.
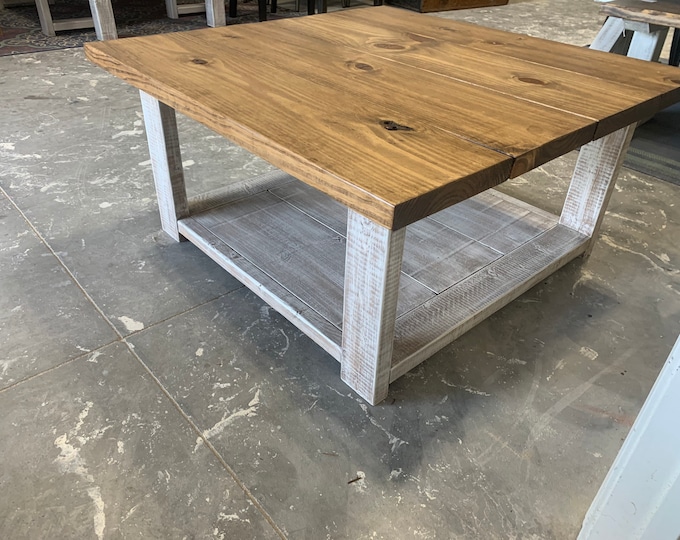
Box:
[624,103,680,186]
[0,0,302,56]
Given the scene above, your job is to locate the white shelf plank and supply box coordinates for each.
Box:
[179,171,580,387]
[391,224,589,380]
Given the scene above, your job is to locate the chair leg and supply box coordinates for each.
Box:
[307,0,314,15]
[258,0,266,21]
[228,0,237,18]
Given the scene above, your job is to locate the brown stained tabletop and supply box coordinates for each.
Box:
[84,6,680,230]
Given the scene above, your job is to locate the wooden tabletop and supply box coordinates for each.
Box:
[600,0,680,28]
[84,6,680,230]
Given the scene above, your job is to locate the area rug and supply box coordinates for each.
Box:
[0,0,301,56]
[624,102,680,186]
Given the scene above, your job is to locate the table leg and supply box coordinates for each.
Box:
[341,210,405,405]
[139,91,189,242]
[559,124,635,256]
[88,0,117,40]
[591,16,668,62]
[165,0,179,18]
[34,0,55,36]
[626,24,668,62]
[206,0,226,27]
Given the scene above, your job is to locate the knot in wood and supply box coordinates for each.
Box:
[517,76,546,86]
[353,62,374,72]
[374,42,406,50]
[191,58,208,65]
[381,120,414,132]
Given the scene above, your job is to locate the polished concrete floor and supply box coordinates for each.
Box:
[2,1,679,538]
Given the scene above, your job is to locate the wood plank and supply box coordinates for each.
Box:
[207,191,347,326]
[480,209,557,254]
[197,186,437,323]
[325,7,680,111]
[188,170,297,215]
[402,218,502,294]
[560,125,635,255]
[85,32,513,230]
[139,91,189,242]
[286,11,662,143]
[206,22,597,177]
[178,217,344,360]
[89,0,117,40]
[391,224,589,381]
[34,0,55,36]
[341,211,405,405]
[430,191,526,243]
[601,0,680,29]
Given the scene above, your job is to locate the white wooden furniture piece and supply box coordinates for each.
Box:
[164,0,301,27]
[33,0,117,40]
[165,0,224,26]
[591,0,680,63]
[84,6,680,405]
[579,333,680,540]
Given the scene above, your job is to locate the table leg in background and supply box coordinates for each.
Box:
[88,0,117,40]
[559,124,635,256]
[591,16,669,61]
[341,211,405,405]
[139,91,189,242]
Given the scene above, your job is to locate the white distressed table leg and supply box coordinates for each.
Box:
[34,0,55,36]
[341,210,406,405]
[165,0,179,18]
[626,24,669,61]
[590,16,627,52]
[205,0,226,27]
[88,0,117,40]
[559,125,635,256]
[139,91,189,242]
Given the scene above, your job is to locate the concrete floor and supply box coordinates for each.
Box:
[1,0,679,538]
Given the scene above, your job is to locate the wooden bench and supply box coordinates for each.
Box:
[592,0,680,65]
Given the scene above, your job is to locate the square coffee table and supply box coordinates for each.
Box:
[85,6,680,404]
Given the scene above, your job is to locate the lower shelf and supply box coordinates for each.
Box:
[178,171,589,382]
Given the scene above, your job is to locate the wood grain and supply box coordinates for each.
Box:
[341,211,405,405]
[391,224,589,380]
[601,0,680,29]
[288,11,663,145]
[559,125,635,255]
[217,21,597,177]
[85,7,680,228]
[326,7,680,111]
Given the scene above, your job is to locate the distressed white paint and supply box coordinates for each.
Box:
[88,0,117,40]
[560,125,635,254]
[139,92,189,242]
[579,335,680,540]
[341,210,405,405]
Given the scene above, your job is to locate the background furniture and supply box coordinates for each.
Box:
[591,0,680,65]
[579,333,680,540]
[34,0,117,39]
[385,0,507,14]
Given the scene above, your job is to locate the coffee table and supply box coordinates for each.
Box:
[85,6,680,405]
